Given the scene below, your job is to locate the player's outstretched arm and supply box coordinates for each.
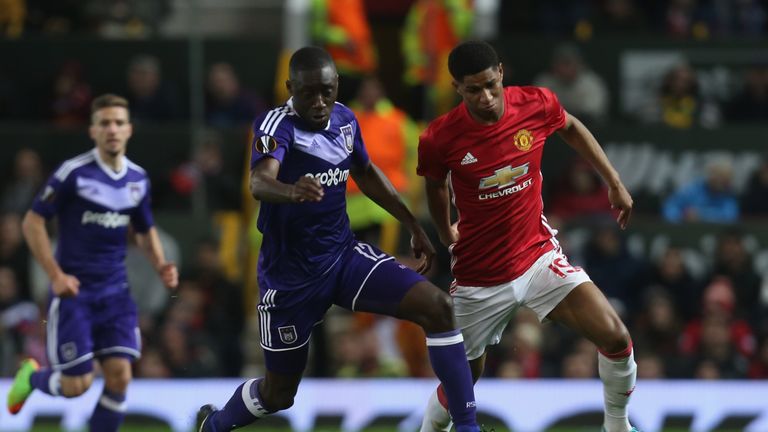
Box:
[250,157,324,203]
[424,176,458,248]
[21,210,80,296]
[351,162,435,273]
[556,112,633,229]
[135,227,178,290]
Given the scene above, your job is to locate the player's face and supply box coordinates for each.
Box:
[455,64,505,123]
[287,65,338,130]
[90,107,132,157]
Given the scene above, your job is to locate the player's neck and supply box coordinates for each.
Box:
[95,148,124,173]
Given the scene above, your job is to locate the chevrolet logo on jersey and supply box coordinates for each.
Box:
[479,163,530,189]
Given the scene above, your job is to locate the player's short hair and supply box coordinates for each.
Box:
[289,46,336,78]
[91,94,129,116]
[448,41,500,81]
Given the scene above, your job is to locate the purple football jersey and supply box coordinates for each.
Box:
[31,149,154,299]
[251,99,370,289]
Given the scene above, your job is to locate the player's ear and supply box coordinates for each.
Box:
[498,63,504,82]
[452,79,460,92]
[285,79,293,95]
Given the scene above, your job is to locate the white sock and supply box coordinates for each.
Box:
[420,387,452,432]
[598,349,636,432]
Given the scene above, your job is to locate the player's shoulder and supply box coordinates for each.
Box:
[53,150,96,182]
[332,101,357,123]
[253,103,296,137]
[505,85,551,101]
[124,157,148,177]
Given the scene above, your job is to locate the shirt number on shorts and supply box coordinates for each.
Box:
[548,257,581,279]
[354,242,387,261]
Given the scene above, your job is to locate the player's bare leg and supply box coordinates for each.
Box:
[547,281,638,432]
[421,353,486,432]
[59,373,94,397]
[397,281,480,432]
[91,357,131,432]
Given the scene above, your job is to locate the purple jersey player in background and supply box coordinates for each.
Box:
[196,47,482,432]
[6,94,178,432]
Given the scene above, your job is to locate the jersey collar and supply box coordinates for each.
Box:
[92,148,128,180]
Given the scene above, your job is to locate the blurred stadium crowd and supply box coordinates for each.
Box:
[1,0,768,384]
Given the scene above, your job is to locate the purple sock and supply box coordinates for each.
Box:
[89,389,126,432]
[210,378,272,431]
[30,368,61,396]
[426,330,478,431]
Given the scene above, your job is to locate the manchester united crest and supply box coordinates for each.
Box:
[514,129,533,151]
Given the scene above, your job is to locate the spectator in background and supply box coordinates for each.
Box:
[631,288,684,375]
[401,0,472,119]
[347,77,419,252]
[662,159,738,223]
[48,60,92,128]
[125,55,180,122]
[168,132,241,211]
[205,62,266,128]
[583,223,648,314]
[679,277,754,378]
[311,0,377,103]
[84,0,171,38]
[709,230,762,325]
[547,157,612,220]
[647,246,701,320]
[0,214,31,300]
[533,44,609,125]
[665,0,716,38]
[644,62,720,128]
[726,66,768,122]
[741,154,768,216]
[1,148,44,216]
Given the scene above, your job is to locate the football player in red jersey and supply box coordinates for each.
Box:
[417,41,639,432]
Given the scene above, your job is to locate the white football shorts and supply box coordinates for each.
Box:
[452,248,592,360]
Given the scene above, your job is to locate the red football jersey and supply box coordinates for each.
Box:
[418,86,567,287]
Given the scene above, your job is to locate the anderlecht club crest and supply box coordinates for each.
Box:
[340,124,354,153]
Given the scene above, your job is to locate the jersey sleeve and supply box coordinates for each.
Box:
[539,87,567,134]
[30,169,72,219]
[131,179,155,233]
[250,112,294,170]
[416,126,448,180]
[351,118,370,169]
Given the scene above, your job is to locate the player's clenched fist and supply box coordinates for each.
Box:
[52,272,80,297]
[291,176,324,203]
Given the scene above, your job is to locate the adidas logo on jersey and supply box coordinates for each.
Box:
[461,152,478,165]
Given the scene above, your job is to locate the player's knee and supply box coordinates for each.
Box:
[422,289,455,333]
[61,374,93,397]
[601,320,632,354]
[104,371,131,393]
